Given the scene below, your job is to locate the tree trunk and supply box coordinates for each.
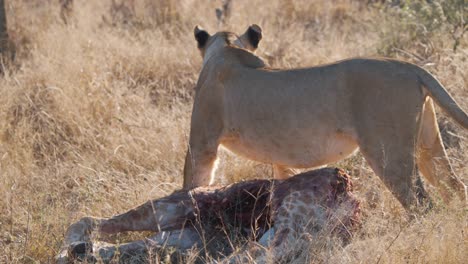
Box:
[0,0,9,56]
[59,0,74,25]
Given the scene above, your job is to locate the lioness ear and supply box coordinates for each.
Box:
[246,24,262,49]
[194,25,210,49]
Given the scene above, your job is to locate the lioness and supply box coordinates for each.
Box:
[183,25,467,209]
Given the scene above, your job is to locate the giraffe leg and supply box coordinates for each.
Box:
[70,228,202,263]
[60,195,197,262]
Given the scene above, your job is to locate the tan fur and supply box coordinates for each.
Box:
[184,26,468,209]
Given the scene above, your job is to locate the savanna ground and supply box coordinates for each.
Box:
[0,0,467,263]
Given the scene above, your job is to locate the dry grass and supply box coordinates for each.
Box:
[0,0,466,263]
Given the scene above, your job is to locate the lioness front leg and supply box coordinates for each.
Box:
[183,145,219,189]
[273,165,295,180]
[183,119,222,189]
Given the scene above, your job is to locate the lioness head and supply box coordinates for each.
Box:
[194,24,262,61]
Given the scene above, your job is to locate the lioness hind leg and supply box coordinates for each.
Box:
[359,141,421,210]
[355,101,429,211]
[417,99,467,203]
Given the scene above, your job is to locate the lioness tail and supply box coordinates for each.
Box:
[412,65,468,129]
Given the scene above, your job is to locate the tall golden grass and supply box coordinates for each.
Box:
[0,0,466,263]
